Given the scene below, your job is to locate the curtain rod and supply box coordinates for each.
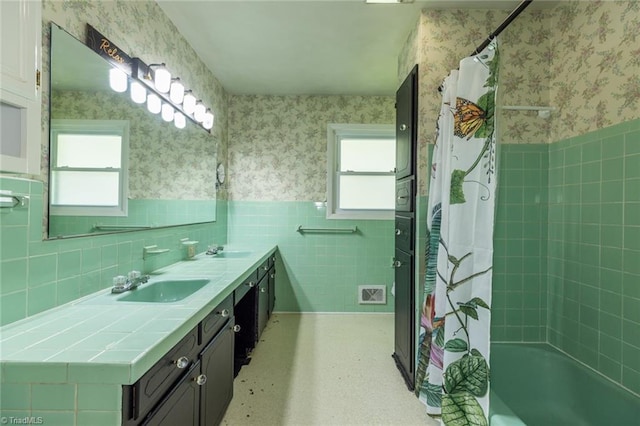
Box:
[469,0,534,56]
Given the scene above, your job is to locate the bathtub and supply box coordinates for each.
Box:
[489,343,640,425]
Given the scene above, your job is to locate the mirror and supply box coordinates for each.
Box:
[48,24,216,238]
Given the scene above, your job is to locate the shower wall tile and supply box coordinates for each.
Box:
[492,144,549,343]
[547,119,640,395]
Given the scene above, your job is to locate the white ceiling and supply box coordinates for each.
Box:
[157,0,547,96]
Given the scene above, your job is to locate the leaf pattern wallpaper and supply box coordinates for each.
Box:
[227,95,394,201]
[399,0,639,196]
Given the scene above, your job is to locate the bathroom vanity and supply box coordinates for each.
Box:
[0,246,278,425]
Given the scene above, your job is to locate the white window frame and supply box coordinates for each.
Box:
[326,123,395,220]
[49,119,129,217]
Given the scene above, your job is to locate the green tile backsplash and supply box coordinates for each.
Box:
[0,177,226,326]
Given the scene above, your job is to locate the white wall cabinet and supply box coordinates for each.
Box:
[0,0,42,175]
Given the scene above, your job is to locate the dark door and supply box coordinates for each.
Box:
[267,267,275,318]
[142,361,201,426]
[392,249,414,388]
[395,65,418,180]
[392,64,418,391]
[200,320,235,426]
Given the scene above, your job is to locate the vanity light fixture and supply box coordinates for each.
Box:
[194,101,206,123]
[148,63,171,93]
[183,91,196,114]
[203,109,214,130]
[130,81,146,104]
[87,25,213,132]
[109,68,127,93]
[161,103,174,122]
[174,112,186,129]
[169,78,185,104]
[147,93,161,114]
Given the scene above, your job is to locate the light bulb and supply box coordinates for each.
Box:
[147,93,161,114]
[169,79,184,104]
[109,68,127,93]
[203,109,214,130]
[183,91,196,114]
[153,64,171,93]
[130,81,146,104]
[194,101,206,122]
[174,112,186,129]
[161,103,174,122]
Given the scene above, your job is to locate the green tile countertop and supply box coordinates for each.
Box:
[0,245,277,385]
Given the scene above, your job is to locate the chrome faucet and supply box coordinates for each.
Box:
[111,271,150,293]
[206,245,224,255]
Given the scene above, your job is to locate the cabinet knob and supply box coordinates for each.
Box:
[175,356,189,369]
[262,266,269,271]
[247,281,256,288]
[260,287,267,293]
[219,309,230,318]
[195,374,207,386]
[392,260,403,268]
[395,228,402,235]
[271,256,276,262]
[399,124,407,131]
[233,324,241,332]
[270,273,275,279]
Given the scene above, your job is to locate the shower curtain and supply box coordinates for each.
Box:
[415,41,499,426]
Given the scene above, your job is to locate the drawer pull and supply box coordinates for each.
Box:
[395,228,402,235]
[195,374,207,386]
[220,308,230,318]
[233,324,241,332]
[247,281,256,288]
[175,356,189,369]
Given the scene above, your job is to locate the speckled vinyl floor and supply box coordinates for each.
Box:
[221,313,438,426]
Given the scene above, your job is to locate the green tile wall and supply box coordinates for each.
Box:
[227,201,394,313]
[491,144,549,342]
[546,119,640,394]
[0,177,226,326]
[48,199,217,237]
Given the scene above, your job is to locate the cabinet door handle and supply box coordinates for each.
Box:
[262,266,269,271]
[399,124,407,131]
[195,374,207,386]
[271,256,276,262]
[395,228,402,235]
[175,356,189,369]
[270,273,275,279]
[260,287,267,293]
[247,281,256,287]
[392,260,403,268]
[233,324,241,332]
[219,309,230,318]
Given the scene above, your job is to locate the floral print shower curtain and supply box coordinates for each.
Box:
[415,41,499,425]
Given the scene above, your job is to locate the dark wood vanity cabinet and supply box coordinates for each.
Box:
[123,295,235,426]
[123,252,277,426]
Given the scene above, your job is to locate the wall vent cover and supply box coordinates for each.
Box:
[358,285,386,304]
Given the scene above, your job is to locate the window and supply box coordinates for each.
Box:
[327,124,395,220]
[50,119,129,216]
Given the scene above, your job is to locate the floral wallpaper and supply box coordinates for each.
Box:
[227,95,394,201]
[51,89,215,200]
[399,1,639,196]
[398,8,552,196]
[549,0,640,141]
